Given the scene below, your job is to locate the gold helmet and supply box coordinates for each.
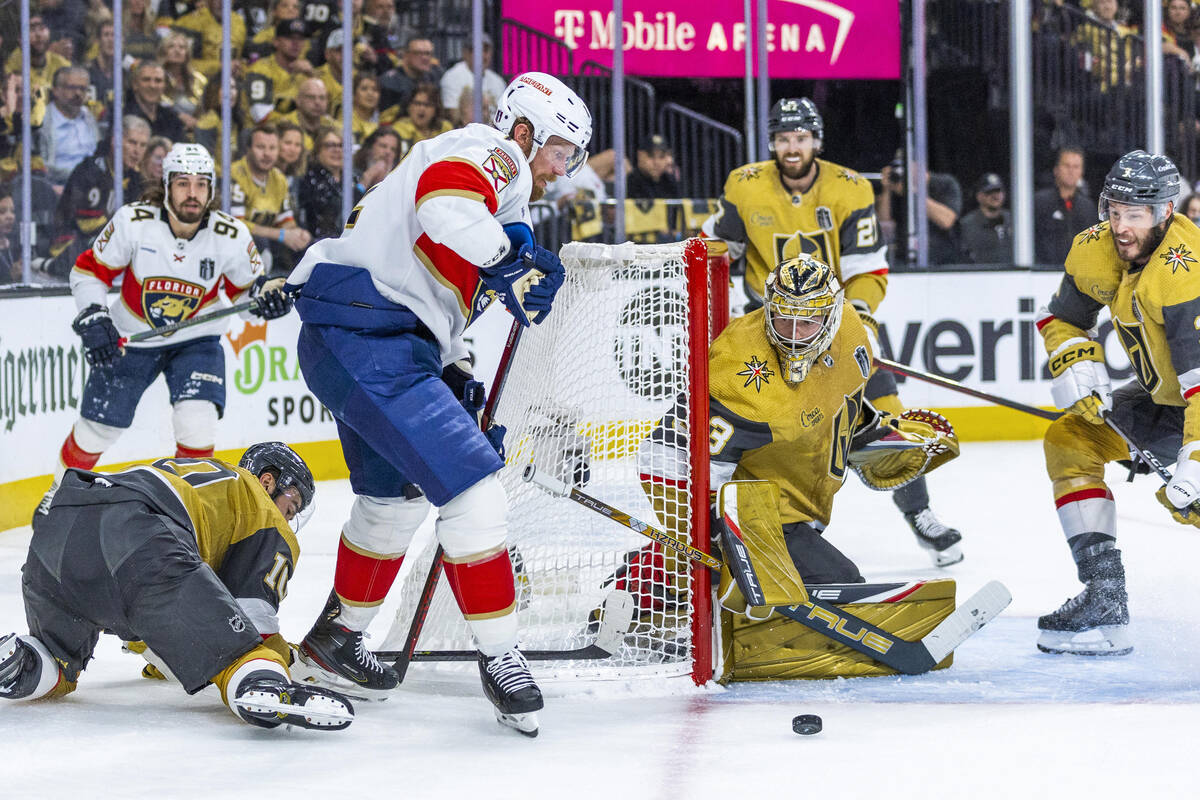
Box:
[763,254,843,384]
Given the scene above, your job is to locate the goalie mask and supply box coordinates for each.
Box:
[763,255,843,384]
[493,71,592,177]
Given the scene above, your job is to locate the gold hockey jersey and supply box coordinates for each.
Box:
[707,158,888,310]
[1039,215,1200,443]
[708,305,874,526]
[97,457,299,635]
[230,157,295,229]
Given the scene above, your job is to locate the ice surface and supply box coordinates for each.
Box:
[1,441,1196,798]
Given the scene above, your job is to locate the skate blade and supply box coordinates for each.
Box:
[928,543,964,568]
[495,708,539,737]
[290,651,394,701]
[1037,626,1133,656]
[234,692,354,729]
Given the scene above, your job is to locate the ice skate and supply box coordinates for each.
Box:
[0,633,52,700]
[1037,578,1131,656]
[233,672,355,731]
[904,507,964,567]
[478,648,543,737]
[296,599,400,699]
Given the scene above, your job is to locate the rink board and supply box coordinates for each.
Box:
[0,270,1111,531]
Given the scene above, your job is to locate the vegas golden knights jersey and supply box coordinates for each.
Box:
[230,157,295,229]
[707,305,873,526]
[708,158,888,310]
[1039,215,1200,443]
[93,457,300,634]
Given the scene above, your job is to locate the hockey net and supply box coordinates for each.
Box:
[382,239,728,684]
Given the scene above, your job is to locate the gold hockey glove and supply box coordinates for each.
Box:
[849,409,960,491]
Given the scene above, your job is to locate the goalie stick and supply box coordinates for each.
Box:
[875,357,1062,421]
[523,464,1011,675]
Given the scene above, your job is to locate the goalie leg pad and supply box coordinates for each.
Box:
[717,481,808,617]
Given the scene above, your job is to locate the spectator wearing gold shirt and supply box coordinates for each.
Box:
[173,0,247,78]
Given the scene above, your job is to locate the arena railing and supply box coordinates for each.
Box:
[655,103,745,200]
[498,18,573,78]
[569,62,658,156]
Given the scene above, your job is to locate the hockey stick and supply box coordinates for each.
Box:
[391,318,525,680]
[376,589,635,663]
[116,290,298,347]
[1098,400,1200,514]
[523,464,1011,674]
[875,357,1063,421]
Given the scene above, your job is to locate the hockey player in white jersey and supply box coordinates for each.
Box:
[39,144,294,514]
[283,71,591,736]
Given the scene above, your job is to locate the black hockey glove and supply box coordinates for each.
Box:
[453,373,506,459]
[250,276,294,320]
[479,244,565,327]
[71,304,123,367]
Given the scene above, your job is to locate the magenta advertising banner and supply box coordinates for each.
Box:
[501,0,900,79]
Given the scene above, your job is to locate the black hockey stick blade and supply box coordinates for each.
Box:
[376,589,634,663]
[774,580,1011,675]
[876,358,1062,421]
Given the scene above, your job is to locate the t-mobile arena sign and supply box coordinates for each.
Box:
[501,0,900,79]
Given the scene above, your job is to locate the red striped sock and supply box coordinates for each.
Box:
[443,548,516,619]
[175,444,214,458]
[60,430,103,470]
[333,537,405,606]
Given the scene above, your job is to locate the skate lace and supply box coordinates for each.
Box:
[912,508,949,538]
[354,635,386,674]
[486,649,536,694]
[1054,589,1089,616]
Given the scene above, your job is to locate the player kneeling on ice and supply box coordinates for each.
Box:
[0,442,355,732]
[37,143,294,520]
[1036,150,1200,657]
[632,255,982,679]
[280,72,591,736]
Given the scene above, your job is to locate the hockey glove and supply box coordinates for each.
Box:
[72,304,123,367]
[1155,444,1200,528]
[450,366,508,459]
[479,244,565,327]
[250,276,294,320]
[848,408,960,491]
[1048,337,1111,424]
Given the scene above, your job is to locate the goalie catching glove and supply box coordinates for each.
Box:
[1048,337,1111,424]
[479,244,565,327]
[849,408,960,490]
[1156,443,1200,528]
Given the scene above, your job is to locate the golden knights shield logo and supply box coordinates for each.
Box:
[1112,317,1161,393]
[142,277,204,329]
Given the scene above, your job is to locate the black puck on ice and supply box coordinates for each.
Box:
[792,714,822,736]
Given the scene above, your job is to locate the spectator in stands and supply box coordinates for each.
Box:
[389,83,453,157]
[174,0,248,78]
[39,0,88,61]
[142,136,171,185]
[247,0,303,61]
[0,188,19,285]
[1076,0,1139,91]
[379,36,442,112]
[1033,146,1094,265]
[5,15,70,96]
[41,67,101,186]
[959,173,1013,264]
[363,0,403,67]
[283,78,336,151]
[0,72,46,176]
[1181,192,1200,224]
[626,134,682,199]
[876,155,963,266]
[231,123,312,274]
[245,19,315,125]
[121,0,159,64]
[47,115,149,278]
[315,29,348,119]
[297,125,350,243]
[1163,0,1196,62]
[441,35,507,126]
[352,126,401,193]
[194,76,244,161]
[347,73,381,145]
[275,119,308,207]
[160,33,208,134]
[128,62,188,143]
[84,20,116,136]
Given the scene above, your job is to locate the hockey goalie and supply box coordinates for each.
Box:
[629,253,969,679]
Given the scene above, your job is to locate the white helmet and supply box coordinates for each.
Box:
[493,71,592,177]
[162,142,215,200]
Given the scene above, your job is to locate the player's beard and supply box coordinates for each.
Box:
[775,150,816,183]
[171,199,205,224]
[1114,220,1169,265]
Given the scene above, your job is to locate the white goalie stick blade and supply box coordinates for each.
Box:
[920,580,1012,664]
[496,709,539,737]
[233,692,355,727]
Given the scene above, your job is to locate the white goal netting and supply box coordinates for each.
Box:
[382,240,713,682]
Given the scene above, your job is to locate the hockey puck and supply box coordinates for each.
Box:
[792,714,822,736]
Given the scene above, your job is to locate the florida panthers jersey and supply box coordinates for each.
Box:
[1039,214,1200,443]
[704,158,889,311]
[286,123,533,364]
[70,202,263,347]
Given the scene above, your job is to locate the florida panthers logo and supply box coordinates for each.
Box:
[142,277,204,329]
